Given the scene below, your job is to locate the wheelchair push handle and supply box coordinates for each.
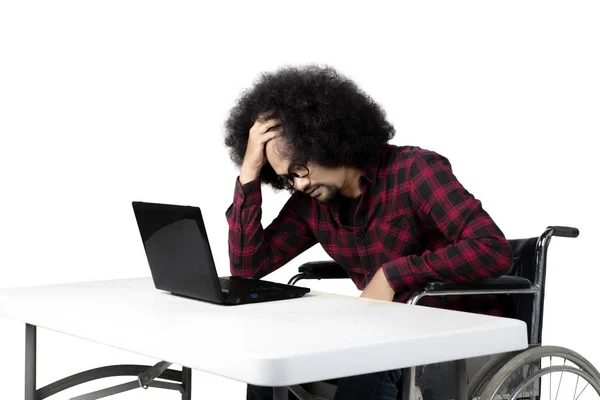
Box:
[548,225,579,238]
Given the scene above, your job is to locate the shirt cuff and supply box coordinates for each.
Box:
[234,176,262,207]
[381,256,418,293]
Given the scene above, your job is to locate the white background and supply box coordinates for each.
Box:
[1,1,598,398]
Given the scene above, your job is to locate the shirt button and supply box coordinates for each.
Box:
[357,234,364,242]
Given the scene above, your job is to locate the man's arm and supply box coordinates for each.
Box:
[225,176,317,279]
[380,150,513,293]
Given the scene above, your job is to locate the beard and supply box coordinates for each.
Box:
[312,185,342,204]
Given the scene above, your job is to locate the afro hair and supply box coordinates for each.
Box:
[223,63,396,191]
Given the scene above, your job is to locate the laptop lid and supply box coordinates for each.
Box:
[131,201,224,303]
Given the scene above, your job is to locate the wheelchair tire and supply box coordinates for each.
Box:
[480,345,600,400]
[467,350,521,399]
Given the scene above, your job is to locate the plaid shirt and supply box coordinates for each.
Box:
[226,144,513,316]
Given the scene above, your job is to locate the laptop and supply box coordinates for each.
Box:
[131,201,310,305]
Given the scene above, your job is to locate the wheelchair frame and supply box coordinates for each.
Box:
[286,225,600,400]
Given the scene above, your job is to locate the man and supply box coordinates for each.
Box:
[223,64,513,400]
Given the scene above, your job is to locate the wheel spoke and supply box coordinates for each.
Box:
[574,382,589,400]
[556,358,567,400]
[573,375,580,400]
[551,356,553,400]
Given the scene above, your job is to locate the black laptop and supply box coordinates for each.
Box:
[131,201,310,305]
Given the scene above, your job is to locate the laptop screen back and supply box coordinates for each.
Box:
[132,202,223,302]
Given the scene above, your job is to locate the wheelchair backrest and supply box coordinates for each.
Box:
[507,236,544,345]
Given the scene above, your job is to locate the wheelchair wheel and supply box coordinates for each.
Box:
[467,351,521,399]
[479,345,600,400]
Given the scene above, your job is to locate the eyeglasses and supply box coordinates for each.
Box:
[277,163,309,190]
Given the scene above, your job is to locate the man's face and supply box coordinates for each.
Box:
[265,138,344,204]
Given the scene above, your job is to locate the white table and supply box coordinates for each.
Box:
[0,277,529,399]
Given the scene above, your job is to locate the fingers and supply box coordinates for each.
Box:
[251,117,282,137]
[264,121,282,133]
[259,124,283,143]
[249,109,284,144]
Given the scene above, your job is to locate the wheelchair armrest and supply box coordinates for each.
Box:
[298,261,350,279]
[425,275,532,292]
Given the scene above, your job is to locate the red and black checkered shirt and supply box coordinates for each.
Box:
[226,144,513,316]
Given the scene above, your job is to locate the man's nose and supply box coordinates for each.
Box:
[294,176,311,192]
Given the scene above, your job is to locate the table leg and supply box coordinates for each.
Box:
[273,386,289,400]
[25,323,36,400]
[454,359,467,400]
[181,367,192,400]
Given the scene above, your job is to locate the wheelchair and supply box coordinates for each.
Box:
[282,226,600,400]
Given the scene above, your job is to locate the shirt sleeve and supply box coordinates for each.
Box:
[381,150,513,293]
[225,176,318,279]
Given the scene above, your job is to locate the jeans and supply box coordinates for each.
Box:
[247,369,402,400]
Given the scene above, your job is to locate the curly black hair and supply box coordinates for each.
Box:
[223,63,396,191]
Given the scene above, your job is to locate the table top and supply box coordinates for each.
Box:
[0,277,528,386]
